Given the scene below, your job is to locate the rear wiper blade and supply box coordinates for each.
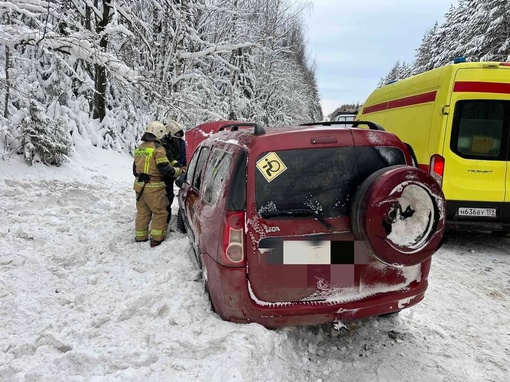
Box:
[259,208,334,231]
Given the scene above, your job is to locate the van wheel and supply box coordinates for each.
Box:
[351,165,446,267]
[176,209,186,233]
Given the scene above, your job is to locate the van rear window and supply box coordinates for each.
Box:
[255,147,405,218]
[451,100,510,160]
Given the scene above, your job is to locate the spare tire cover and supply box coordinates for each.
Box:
[351,165,446,267]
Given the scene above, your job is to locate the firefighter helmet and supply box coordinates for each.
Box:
[145,121,166,140]
[165,120,184,138]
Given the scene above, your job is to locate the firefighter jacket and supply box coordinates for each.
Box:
[133,138,177,193]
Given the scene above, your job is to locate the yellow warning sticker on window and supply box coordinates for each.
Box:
[256,152,287,182]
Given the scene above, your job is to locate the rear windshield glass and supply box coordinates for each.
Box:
[255,147,405,218]
[451,100,510,160]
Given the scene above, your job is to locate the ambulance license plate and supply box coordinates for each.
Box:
[458,207,497,217]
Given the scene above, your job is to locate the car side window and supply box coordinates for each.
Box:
[202,149,232,205]
[185,148,200,184]
[192,147,210,191]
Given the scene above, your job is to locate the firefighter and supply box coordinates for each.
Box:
[161,120,187,223]
[133,121,184,247]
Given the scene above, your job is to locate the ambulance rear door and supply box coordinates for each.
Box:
[442,65,510,219]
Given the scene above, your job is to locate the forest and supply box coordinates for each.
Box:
[380,0,510,85]
[1,0,509,166]
[0,0,321,165]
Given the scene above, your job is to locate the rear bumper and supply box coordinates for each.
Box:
[204,255,429,328]
[446,200,510,231]
[242,287,426,328]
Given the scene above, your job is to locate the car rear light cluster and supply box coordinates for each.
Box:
[221,211,245,267]
[429,154,444,187]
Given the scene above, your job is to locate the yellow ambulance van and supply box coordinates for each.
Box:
[357,59,510,234]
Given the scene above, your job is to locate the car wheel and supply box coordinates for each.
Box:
[176,209,186,233]
[351,165,446,267]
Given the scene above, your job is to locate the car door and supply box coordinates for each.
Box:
[245,130,359,303]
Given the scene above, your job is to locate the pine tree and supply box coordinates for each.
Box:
[22,96,72,166]
[413,23,439,74]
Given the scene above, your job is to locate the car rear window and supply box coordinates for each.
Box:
[450,100,510,160]
[255,147,405,218]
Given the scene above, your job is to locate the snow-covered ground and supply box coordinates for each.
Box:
[1,141,509,382]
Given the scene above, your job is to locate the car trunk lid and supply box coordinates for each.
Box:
[244,131,419,303]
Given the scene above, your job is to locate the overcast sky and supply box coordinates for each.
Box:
[304,0,454,116]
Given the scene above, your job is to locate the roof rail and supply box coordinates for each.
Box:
[218,122,266,136]
[300,120,385,131]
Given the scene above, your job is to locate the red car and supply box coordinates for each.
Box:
[176,121,446,328]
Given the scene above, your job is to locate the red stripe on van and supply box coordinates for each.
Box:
[362,102,389,114]
[454,81,510,94]
[363,91,437,114]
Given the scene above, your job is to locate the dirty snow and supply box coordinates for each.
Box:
[1,140,509,381]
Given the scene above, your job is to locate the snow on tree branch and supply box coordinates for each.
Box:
[1,26,139,83]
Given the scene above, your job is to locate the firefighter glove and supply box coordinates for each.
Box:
[173,167,183,177]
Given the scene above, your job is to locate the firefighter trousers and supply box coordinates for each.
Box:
[135,186,169,242]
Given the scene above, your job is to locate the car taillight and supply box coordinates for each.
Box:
[429,154,444,187]
[220,211,245,267]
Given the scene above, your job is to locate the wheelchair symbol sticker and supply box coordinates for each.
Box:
[256,152,287,182]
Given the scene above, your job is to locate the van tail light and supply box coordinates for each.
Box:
[429,154,444,187]
[220,211,245,267]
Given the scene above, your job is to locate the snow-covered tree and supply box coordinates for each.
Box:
[22,95,72,166]
[378,61,412,86]
[0,0,322,164]
[464,0,510,61]
[387,0,510,81]
[413,23,439,74]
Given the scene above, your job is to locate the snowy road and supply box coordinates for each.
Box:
[1,146,509,381]
[285,230,510,382]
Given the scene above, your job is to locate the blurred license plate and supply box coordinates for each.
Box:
[458,207,497,217]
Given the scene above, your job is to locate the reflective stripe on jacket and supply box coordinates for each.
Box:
[133,141,170,192]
